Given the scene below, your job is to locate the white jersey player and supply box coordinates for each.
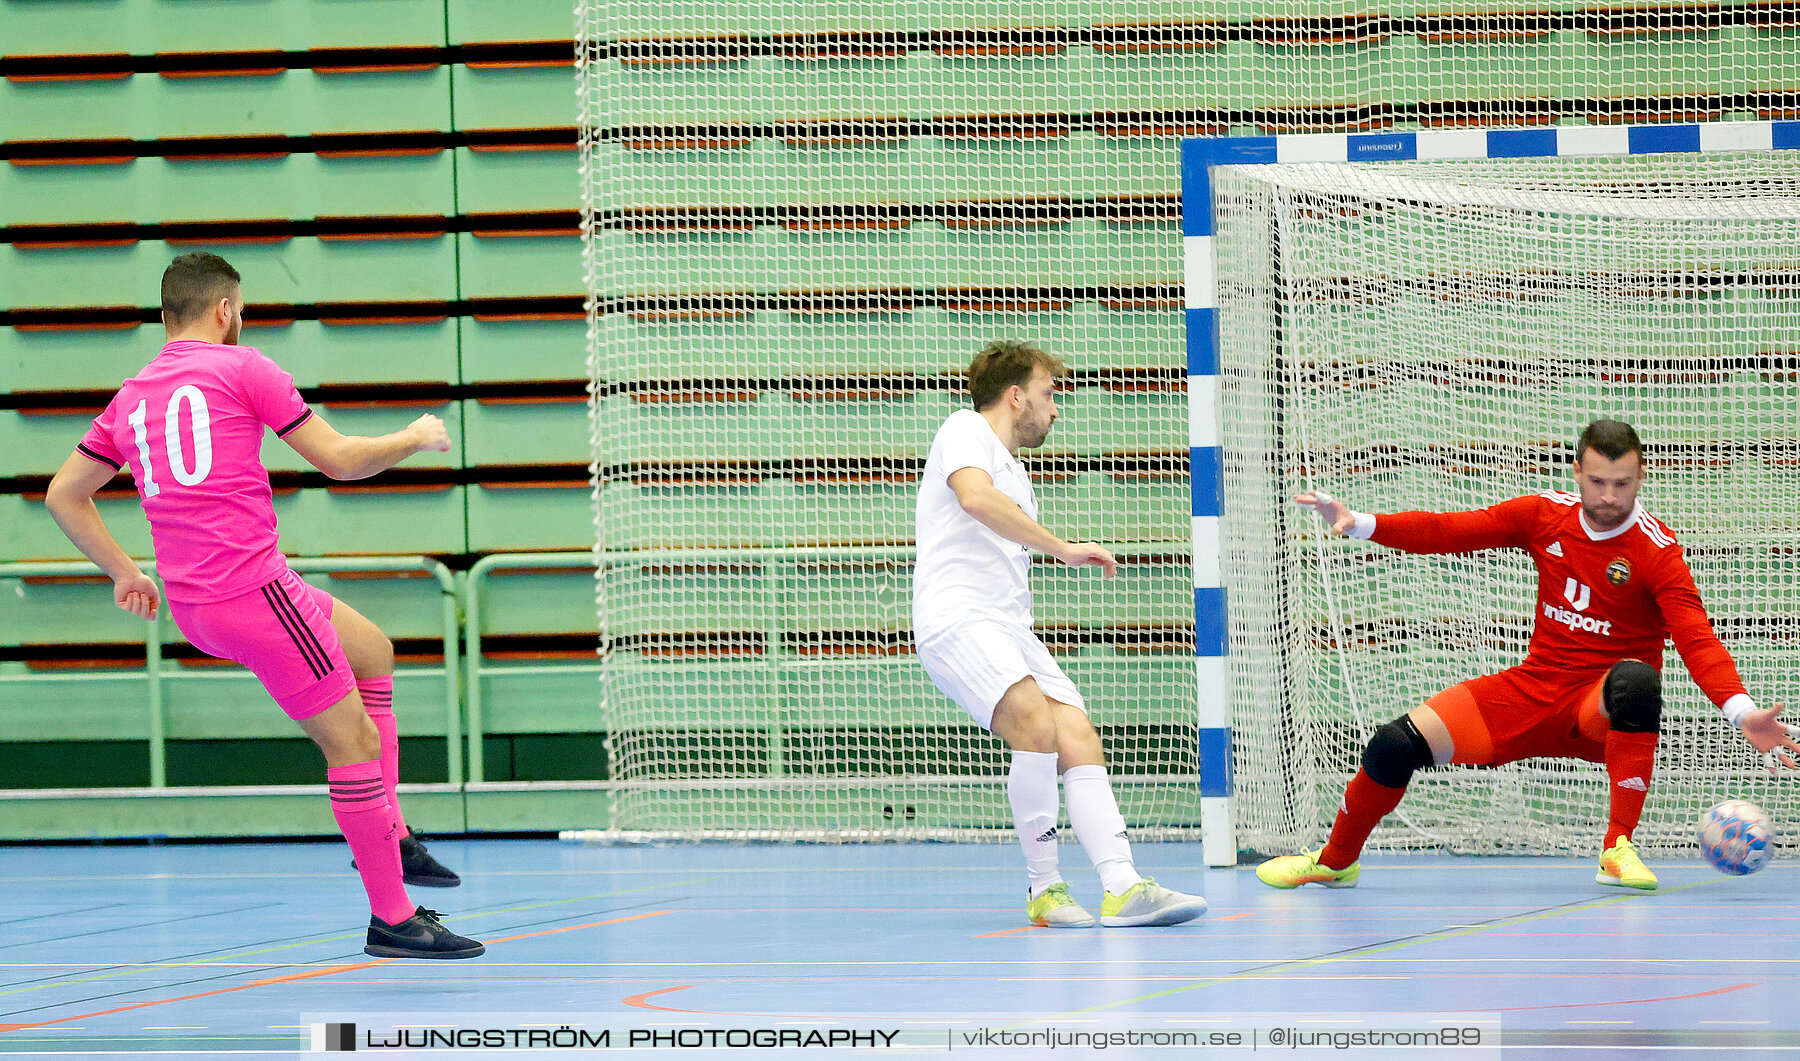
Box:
[912,340,1208,928]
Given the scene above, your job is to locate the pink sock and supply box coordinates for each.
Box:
[357,676,408,837]
[327,760,414,926]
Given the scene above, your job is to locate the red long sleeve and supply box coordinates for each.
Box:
[1368,495,1539,555]
[1363,491,1747,703]
[1649,547,1747,707]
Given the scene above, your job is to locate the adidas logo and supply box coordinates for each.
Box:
[1616,777,1648,792]
[1546,541,1563,557]
[1036,828,1058,843]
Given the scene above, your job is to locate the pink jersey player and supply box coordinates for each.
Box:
[44,252,481,959]
[77,338,313,605]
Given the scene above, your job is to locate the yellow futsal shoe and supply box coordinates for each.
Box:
[1026,883,1096,928]
[1099,878,1207,927]
[1256,849,1360,890]
[1596,837,1658,891]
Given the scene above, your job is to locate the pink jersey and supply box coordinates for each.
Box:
[78,339,313,603]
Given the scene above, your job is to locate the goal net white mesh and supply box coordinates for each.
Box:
[574,0,1797,841]
[575,10,1201,840]
[1215,149,1800,856]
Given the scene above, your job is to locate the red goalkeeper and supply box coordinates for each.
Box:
[1258,419,1800,892]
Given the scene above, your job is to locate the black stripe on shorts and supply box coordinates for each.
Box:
[262,581,330,682]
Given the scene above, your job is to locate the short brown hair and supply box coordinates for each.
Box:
[967,341,1067,410]
[1576,419,1643,463]
[161,252,241,328]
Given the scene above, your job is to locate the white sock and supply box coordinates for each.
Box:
[1008,750,1063,897]
[1063,764,1142,896]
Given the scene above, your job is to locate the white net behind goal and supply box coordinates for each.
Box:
[573,0,1799,843]
[1217,150,1800,856]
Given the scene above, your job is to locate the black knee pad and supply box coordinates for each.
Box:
[1604,659,1662,734]
[1361,716,1436,789]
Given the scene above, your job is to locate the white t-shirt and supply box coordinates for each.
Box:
[912,409,1036,639]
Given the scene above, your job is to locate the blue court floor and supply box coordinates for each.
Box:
[1,839,1796,1059]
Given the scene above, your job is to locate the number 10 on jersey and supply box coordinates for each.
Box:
[126,385,213,497]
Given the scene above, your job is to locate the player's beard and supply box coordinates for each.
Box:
[222,311,242,345]
[1583,500,1628,530]
[1019,415,1053,449]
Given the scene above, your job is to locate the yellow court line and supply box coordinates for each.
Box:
[1060,877,1728,1017]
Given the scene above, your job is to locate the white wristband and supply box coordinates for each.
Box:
[1721,693,1756,730]
[1307,493,1375,539]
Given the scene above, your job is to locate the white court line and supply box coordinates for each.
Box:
[5,862,1796,884]
[11,958,1800,969]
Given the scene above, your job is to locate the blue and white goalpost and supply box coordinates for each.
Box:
[1186,120,1800,866]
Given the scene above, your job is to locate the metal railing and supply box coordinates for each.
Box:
[464,546,919,783]
[0,556,464,785]
[9,542,1191,787]
[464,551,595,784]
[462,543,1189,781]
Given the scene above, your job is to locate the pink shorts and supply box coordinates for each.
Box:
[170,568,355,720]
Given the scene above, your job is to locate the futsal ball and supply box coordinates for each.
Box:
[1698,800,1776,876]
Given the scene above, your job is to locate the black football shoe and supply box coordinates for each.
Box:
[351,832,462,888]
[364,907,485,959]
[398,833,461,888]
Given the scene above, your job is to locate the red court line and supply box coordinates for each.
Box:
[625,980,1182,1025]
[1486,982,1755,1014]
[620,980,1763,1024]
[619,984,854,1023]
[0,910,673,1035]
[624,985,699,1011]
[975,926,1044,938]
[486,910,671,945]
[0,960,397,1034]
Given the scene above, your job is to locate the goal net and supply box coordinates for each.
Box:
[572,0,1796,843]
[574,16,1203,841]
[1216,148,1800,856]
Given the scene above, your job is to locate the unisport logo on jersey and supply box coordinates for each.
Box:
[1542,578,1613,635]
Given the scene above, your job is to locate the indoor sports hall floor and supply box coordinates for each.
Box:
[1,840,1795,1059]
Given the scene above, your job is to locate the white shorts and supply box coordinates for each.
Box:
[916,621,1086,731]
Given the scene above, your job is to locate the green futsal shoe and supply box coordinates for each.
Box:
[1099,878,1208,927]
[1255,849,1360,890]
[1026,883,1096,927]
[1596,837,1657,891]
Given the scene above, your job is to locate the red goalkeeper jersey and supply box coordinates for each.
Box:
[1369,491,1747,708]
